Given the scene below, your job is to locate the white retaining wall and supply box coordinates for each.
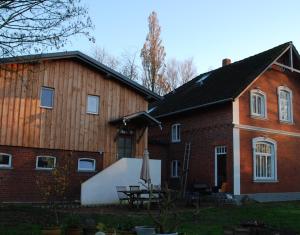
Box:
[81,158,161,205]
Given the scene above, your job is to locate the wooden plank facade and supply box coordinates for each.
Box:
[0,59,149,167]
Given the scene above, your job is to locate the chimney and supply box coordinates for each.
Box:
[222,58,231,67]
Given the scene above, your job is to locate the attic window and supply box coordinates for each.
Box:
[196,73,210,85]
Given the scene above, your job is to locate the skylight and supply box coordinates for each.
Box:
[196,73,210,85]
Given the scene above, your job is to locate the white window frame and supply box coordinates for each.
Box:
[86,95,100,115]
[250,89,267,119]
[214,146,227,186]
[78,158,96,172]
[277,86,293,123]
[36,156,56,170]
[40,86,54,109]
[171,160,180,178]
[252,137,277,182]
[0,153,12,168]
[171,123,181,143]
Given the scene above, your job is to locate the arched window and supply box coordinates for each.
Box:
[278,86,293,123]
[250,89,267,118]
[252,138,277,181]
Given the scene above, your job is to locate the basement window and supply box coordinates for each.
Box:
[36,156,56,170]
[0,153,12,168]
[78,158,96,172]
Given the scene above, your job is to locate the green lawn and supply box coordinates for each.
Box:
[0,202,300,235]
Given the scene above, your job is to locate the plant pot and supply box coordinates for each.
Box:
[66,227,83,235]
[83,226,98,235]
[41,227,62,235]
[135,226,156,235]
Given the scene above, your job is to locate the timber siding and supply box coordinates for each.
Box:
[0,59,148,167]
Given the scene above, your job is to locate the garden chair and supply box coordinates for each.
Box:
[116,186,129,205]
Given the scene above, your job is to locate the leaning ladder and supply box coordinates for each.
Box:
[182,142,191,197]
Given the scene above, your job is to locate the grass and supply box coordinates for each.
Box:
[0,202,300,234]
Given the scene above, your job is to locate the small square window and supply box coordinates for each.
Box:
[40,87,54,108]
[87,95,100,114]
[36,156,56,170]
[78,158,96,172]
[0,153,12,168]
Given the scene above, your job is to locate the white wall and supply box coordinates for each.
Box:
[81,158,161,205]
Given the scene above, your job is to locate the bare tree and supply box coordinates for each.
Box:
[140,11,166,93]
[0,0,94,58]
[120,50,139,81]
[179,58,197,85]
[92,46,120,70]
[165,59,179,91]
[164,57,197,92]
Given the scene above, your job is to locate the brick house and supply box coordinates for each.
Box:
[0,52,160,202]
[149,42,300,201]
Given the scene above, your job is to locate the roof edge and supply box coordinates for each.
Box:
[154,98,233,118]
[0,51,162,101]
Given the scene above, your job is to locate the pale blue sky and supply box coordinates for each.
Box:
[66,0,300,74]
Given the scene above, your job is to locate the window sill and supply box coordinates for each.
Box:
[40,106,53,110]
[35,168,54,171]
[279,120,294,125]
[250,115,267,120]
[77,170,96,173]
[86,112,99,115]
[253,180,279,183]
[0,167,13,170]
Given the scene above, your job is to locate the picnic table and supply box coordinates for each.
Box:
[117,189,163,208]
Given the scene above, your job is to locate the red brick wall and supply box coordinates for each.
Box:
[149,103,234,192]
[238,66,300,194]
[239,66,300,131]
[240,130,300,194]
[0,145,103,202]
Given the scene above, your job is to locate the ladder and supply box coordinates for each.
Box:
[181,142,191,197]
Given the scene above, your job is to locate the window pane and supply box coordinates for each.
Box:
[0,154,10,166]
[37,157,55,169]
[279,90,291,121]
[79,159,95,170]
[87,95,99,114]
[41,87,54,108]
[176,125,180,140]
[267,156,272,177]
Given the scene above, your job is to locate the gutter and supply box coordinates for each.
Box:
[155,98,233,118]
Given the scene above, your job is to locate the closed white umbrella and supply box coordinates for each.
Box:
[140,149,151,184]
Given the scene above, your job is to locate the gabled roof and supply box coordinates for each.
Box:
[0,51,161,102]
[151,42,295,118]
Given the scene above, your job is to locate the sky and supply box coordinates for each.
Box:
[65,0,300,74]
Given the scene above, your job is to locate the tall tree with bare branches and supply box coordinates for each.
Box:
[0,0,94,58]
[140,11,166,94]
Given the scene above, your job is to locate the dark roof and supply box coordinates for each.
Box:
[151,42,293,118]
[0,51,161,102]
